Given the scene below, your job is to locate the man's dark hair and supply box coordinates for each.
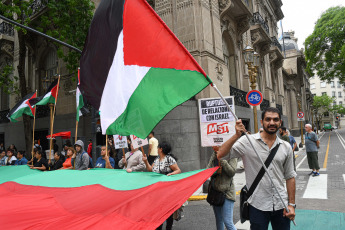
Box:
[261,107,281,120]
[17,151,25,156]
[280,127,287,132]
[158,142,178,161]
[150,131,154,136]
[89,139,92,142]
[6,148,14,154]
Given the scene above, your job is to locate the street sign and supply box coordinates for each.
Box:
[246,90,263,106]
[297,111,305,121]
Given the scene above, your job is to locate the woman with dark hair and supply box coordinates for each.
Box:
[29,149,48,171]
[61,147,76,169]
[6,149,17,165]
[49,152,65,170]
[143,141,181,230]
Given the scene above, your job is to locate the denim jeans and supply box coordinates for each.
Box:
[213,198,236,230]
[249,205,290,230]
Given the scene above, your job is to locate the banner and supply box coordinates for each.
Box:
[130,135,148,149]
[198,97,236,147]
[113,135,128,149]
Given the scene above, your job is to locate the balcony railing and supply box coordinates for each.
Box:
[29,0,48,17]
[230,86,249,108]
[0,109,10,123]
[271,36,282,52]
[0,22,14,36]
[276,104,283,115]
[260,99,270,112]
[251,12,269,34]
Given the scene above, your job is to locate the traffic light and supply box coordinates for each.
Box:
[336,116,339,120]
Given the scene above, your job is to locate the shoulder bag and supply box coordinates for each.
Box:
[240,143,280,223]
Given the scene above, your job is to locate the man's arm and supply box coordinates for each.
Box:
[217,119,246,159]
[293,142,297,152]
[284,177,296,220]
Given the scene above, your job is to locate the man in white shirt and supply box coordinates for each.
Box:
[148,132,159,165]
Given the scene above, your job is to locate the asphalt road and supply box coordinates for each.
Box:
[169,129,345,230]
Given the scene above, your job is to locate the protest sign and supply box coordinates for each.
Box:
[113,135,128,149]
[130,135,148,149]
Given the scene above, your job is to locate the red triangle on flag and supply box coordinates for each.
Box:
[25,92,37,116]
[123,0,206,76]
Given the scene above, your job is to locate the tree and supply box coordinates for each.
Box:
[0,0,94,155]
[312,95,334,131]
[305,6,345,83]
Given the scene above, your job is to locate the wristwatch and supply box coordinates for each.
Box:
[288,203,296,208]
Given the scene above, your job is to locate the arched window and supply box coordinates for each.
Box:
[222,34,237,88]
[40,48,57,93]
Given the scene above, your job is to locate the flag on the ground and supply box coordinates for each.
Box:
[29,79,59,106]
[7,92,36,122]
[76,86,84,121]
[0,166,217,229]
[79,0,212,138]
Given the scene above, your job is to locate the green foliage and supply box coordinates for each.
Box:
[331,104,345,115]
[305,6,345,83]
[312,95,334,116]
[0,65,19,95]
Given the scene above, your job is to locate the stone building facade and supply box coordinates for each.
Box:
[0,0,310,171]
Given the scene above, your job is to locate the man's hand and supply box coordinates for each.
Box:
[142,156,148,162]
[283,206,295,221]
[235,119,246,137]
[122,156,127,165]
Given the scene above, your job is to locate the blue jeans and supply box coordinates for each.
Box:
[249,205,290,230]
[213,198,236,230]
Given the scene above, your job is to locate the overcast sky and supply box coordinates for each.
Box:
[280,0,344,49]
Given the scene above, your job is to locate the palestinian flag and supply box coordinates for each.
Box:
[7,92,36,122]
[29,78,59,106]
[0,166,217,229]
[79,0,212,138]
[76,86,85,121]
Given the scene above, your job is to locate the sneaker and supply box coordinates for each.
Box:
[308,171,315,175]
[312,172,320,177]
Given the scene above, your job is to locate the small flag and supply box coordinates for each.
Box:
[76,86,85,121]
[7,92,36,122]
[29,79,59,106]
[79,0,212,138]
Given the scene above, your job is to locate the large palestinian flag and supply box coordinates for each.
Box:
[0,166,217,229]
[7,92,36,122]
[80,0,212,138]
[29,78,59,106]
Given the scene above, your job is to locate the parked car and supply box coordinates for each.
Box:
[323,123,333,131]
[332,126,338,130]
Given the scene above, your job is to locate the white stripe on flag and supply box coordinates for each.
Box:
[99,31,150,134]
[12,99,30,115]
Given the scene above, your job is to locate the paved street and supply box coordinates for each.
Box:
[170,129,345,230]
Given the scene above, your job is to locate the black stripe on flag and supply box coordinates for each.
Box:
[8,92,36,117]
[79,0,125,110]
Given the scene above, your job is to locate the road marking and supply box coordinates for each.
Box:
[335,131,345,150]
[323,133,331,168]
[297,168,326,172]
[343,175,345,186]
[303,174,327,199]
[296,156,307,169]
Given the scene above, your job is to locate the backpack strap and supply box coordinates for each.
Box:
[247,143,280,197]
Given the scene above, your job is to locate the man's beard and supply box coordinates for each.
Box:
[264,125,278,135]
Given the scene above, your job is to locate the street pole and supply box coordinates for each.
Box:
[249,63,258,133]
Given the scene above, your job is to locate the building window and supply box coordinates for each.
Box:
[332,91,336,97]
[322,92,327,96]
[311,83,316,89]
[337,81,341,88]
[320,82,326,88]
[338,92,342,98]
[331,81,335,88]
[40,49,57,94]
[333,101,337,106]
[340,101,343,105]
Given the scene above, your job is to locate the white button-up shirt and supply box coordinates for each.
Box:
[229,132,297,211]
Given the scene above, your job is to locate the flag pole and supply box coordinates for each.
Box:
[212,84,296,226]
[49,75,61,161]
[122,148,127,168]
[75,120,78,143]
[31,90,37,161]
[140,146,146,157]
[48,103,54,162]
[106,134,108,157]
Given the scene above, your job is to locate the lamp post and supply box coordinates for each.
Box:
[296,94,304,146]
[243,46,260,133]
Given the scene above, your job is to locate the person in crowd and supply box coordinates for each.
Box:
[29,149,48,171]
[287,130,297,171]
[6,149,17,165]
[61,144,68,156]
[0,150,7,166]
[217,107,296,230]
[53,139,59,154]
[9,144,17,152]
[74,140,90,170]
[305,123,320,177]
[95,146,115,169]
[15,151,28,165]
[49,152,65,170]
[118,141,145,173]
[148,131,159,165]
[207,146,237,230]
[107,137,116,158]
[87,139,92,158]
[279,127,290,143]
[142,141,181,230]
[0,143,4,151]
[62,147,76,169]
[34,140,42,150]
